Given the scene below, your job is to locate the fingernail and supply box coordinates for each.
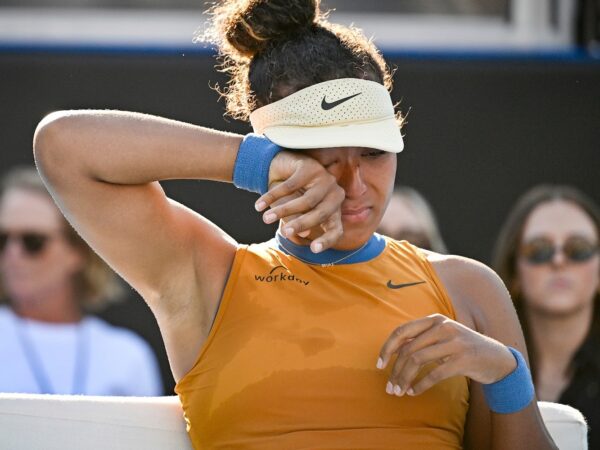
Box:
[394,385,403,397]
[283,227,294,237]
[263,213,276,224]
[386,382,394,395]
[407,388,415,396]
[376,358,383,370]
[255,201,266,211]
[313,243,323,253]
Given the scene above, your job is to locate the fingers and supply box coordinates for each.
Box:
[253,157,345,251]
[377,314,448,369]
[309,210,343,253]
[376,315,505,397]
[408,358,461,396]
[387,324,447,388]
[258,186,344,251]
[281,189,343,236]
[387,340,455,397]
[256,179,306,219]
[287,206,342,253]
[266,188,331,229]
[255,158,323,213]
[260,188,302,225]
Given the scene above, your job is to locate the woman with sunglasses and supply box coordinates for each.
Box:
[0,167,162,396]
[493,185,600,448]
[32,0,556,448]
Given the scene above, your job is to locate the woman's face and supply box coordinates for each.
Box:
[516,200,599,317]
[0,188,84,304]
[378,195,432,248]
[301,146,397,250]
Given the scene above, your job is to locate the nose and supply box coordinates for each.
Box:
[337,161,367,199]
[550,246,567,267]
[1,237,26,260]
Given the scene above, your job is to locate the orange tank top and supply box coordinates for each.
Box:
[175,238,470,449]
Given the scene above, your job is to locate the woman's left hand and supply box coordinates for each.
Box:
[256,150,345,252]
[376,313,517,396]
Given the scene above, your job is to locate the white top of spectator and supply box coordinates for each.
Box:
[0,305,162,396]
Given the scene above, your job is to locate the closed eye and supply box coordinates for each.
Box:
[363,150,386,158]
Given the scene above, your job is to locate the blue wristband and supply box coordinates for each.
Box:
[482,347,535,414]
[232,133,283,195]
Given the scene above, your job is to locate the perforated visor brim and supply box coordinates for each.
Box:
[263,117,404,153]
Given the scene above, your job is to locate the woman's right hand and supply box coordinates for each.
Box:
[255,151,345,253]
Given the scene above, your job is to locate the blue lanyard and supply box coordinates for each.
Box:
[14,316,89,395]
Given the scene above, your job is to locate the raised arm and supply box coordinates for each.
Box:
[33,110,344,380]
[33,110,241,379]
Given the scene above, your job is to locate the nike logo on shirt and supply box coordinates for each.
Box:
[386,280,426,289]
[321,92,362,110]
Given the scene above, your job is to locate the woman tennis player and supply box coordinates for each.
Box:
[33,0,557,448]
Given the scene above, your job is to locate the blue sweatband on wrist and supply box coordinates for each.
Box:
[232,133,283,195]
[482,347,535,414]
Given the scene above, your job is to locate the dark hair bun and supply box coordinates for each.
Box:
[215,0,320,58]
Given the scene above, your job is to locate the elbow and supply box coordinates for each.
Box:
[33,111,79,181]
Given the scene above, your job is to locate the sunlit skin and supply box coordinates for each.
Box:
[0,188,84,322]
[517,200,599,317]
[282,147,397,251]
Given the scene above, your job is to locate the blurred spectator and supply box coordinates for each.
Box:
[0,167,162,396]
[378,186,448,253]
[493,185,600,448]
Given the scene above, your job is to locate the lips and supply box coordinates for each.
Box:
[548,277,573,290]
[341,206,371,223]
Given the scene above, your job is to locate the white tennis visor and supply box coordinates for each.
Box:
[249,78,404,153]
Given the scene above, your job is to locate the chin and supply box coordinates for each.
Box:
[529,296,591,317]
[335,227,375,250]
[5,279,49,304]
[3,283,31,300]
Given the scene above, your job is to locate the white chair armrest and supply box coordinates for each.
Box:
[538,401,588,450]
[0,393,192,450]
[0,394,589,449]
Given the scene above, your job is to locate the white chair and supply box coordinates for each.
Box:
[538,401,588,450]
[0,394,192,450]
[0,394,588,449]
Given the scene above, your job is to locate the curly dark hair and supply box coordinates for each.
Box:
[202,0,400,123]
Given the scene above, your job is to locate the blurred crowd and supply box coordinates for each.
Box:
[0,166,598,444]
[0,167,162,396]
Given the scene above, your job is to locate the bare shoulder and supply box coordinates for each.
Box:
[423,249,505,297]
[422,250,523,346]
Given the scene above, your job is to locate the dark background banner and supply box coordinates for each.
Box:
[2,49,599,392]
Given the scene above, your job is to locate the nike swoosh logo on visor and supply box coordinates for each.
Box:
[321,92,362,110]
[386,280,426,289]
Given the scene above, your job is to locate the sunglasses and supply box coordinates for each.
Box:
[520,236,599,265]
[0,231,54,256]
